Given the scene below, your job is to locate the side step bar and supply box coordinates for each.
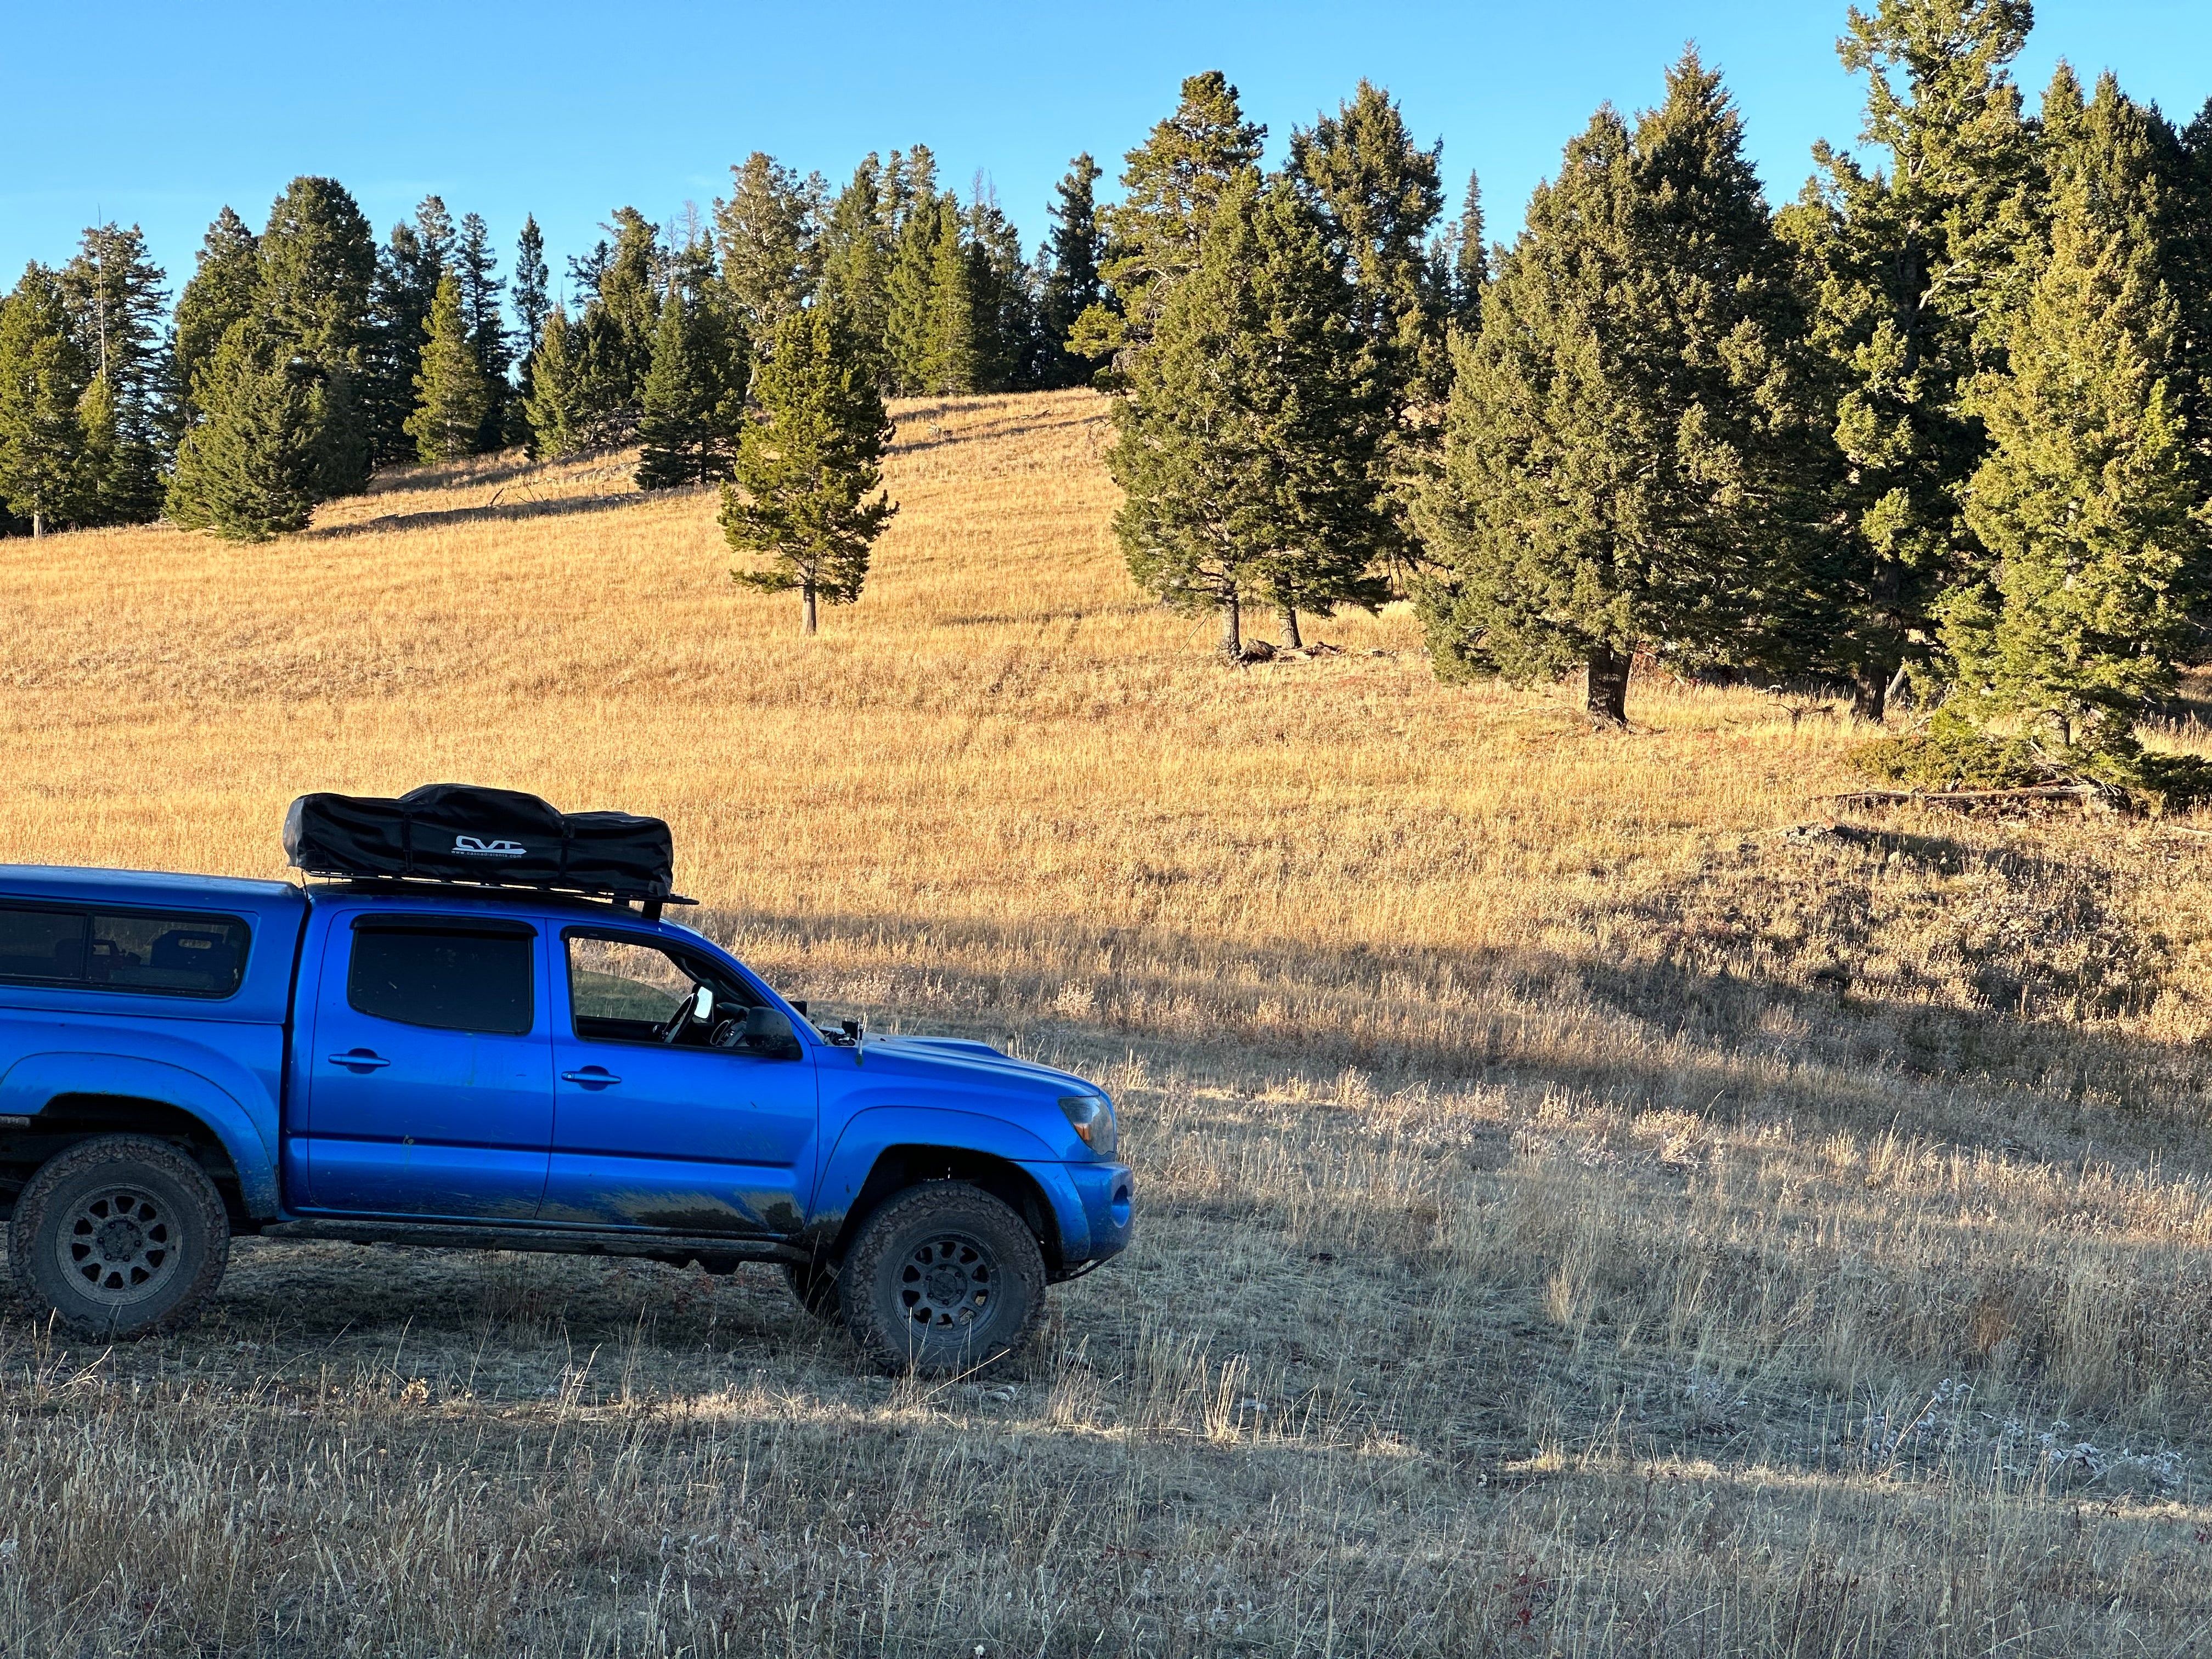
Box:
[260,1217,805,1267]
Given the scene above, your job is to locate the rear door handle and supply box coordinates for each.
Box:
[327,1049,390,1070]
[562,1068,620,1087]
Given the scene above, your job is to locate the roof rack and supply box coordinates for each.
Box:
[307,872,699,923]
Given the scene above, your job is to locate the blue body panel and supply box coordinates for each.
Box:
[0,867,1136,1269]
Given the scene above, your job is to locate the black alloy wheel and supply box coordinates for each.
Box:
[11,1135,231,1338]
[838,1182,1046,1377]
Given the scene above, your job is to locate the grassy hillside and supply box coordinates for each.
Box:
[3,390,2211,1653]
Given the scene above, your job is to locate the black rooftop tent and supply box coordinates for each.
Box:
[284,784,682,908]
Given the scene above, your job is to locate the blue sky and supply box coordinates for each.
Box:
[3,1,2206,318]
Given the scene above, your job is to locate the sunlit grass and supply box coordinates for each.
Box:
[0,389,2209,1651]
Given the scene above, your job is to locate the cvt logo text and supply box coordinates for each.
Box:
[453,835,528,858]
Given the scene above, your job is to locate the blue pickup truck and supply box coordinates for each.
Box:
[0,866,1133,1374]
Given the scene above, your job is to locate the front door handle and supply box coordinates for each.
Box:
[327,1049,390,1071]
[562,1068,621,1087]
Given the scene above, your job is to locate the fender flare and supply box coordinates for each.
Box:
[808,1107,1085,1259]
[0,1053,279,1217]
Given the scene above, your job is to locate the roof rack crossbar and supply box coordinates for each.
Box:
[306,871,697,909]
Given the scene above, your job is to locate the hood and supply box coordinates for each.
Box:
[859,1035,1099,1099]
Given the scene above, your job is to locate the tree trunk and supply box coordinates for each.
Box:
[1850,671,1888,724]
[800,583,818,636]
[1883,662,1911,715]
[1279,605,1302,649]
[29,510,41,541]
[1586,644,1630,728]
[1218,592,1242,660]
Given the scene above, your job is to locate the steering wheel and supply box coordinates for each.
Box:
[657,993,696,1045]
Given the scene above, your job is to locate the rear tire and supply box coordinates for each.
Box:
[838,1182,1045,1377]
[11,1135,230,1339]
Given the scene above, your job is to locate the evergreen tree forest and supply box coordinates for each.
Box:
[3,0,2210,777]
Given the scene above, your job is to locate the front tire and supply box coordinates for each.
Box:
[11,1135,230,1339]
[838,1182,1046,1376]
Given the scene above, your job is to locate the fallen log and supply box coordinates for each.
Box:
[1822,783,2103,808]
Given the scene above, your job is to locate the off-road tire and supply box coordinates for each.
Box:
[838,1182,1046,1377]
[783,1259,842,1319]
[10,1135,230,1339]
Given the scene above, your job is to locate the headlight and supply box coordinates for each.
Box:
[1058,1093,1117,1158]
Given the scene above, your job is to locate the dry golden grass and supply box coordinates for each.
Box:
[3,389,2212,1652]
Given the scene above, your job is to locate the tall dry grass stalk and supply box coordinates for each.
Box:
[0,390,2209,1652]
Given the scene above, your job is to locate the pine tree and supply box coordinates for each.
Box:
[1110,173,1390,657]
[1289,80,1448,407]
[454,213,509,450]
[165,315,319,540]
[259,176,379,497]
[1039,154,1105,387]
[59,223,171,523]
[884,187,945,393]
[1074,71,1265,374]
[365,202,445,467]
[636,287,744,487]
[964,187,1036,391]
[716,153,825,354]
[819,156,895,388]
[0,264,90,537]
[724,306,897,635]
[1940,71,2209,750]
[1779,0,2040,717]
[1416,57,1818,725]
[171,207,261,426]
[921,196,980,394]
[1449,170,1488,331]
[511,215,551,392]
[1288,80,1448,584]
[522,305,584,459]
[405,272,490,463]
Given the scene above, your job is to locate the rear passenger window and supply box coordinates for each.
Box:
[90,913,250,996]
[348,928,534,1035]
[0,905,250,997]
[0,908,87,982]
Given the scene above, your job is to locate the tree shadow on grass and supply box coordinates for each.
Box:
[303,488,647,540]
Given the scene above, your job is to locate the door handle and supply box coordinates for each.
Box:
[327,1049,390,1070]
[562,1068,620,1087]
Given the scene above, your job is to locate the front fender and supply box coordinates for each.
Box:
[809,1105,1068,1242]
[0,1053,279,1217]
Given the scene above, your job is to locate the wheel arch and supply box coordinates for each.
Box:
[817,1143,1065,1273]
[0,1092,259,1226]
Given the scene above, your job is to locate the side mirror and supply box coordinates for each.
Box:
[690,985,715,1025]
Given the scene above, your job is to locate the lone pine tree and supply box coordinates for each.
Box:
[1941,70,2209,751]
[405,272,490,463]
[1110,171,1389,658]
[1416,54,1816,726]
[723,305,896,635]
